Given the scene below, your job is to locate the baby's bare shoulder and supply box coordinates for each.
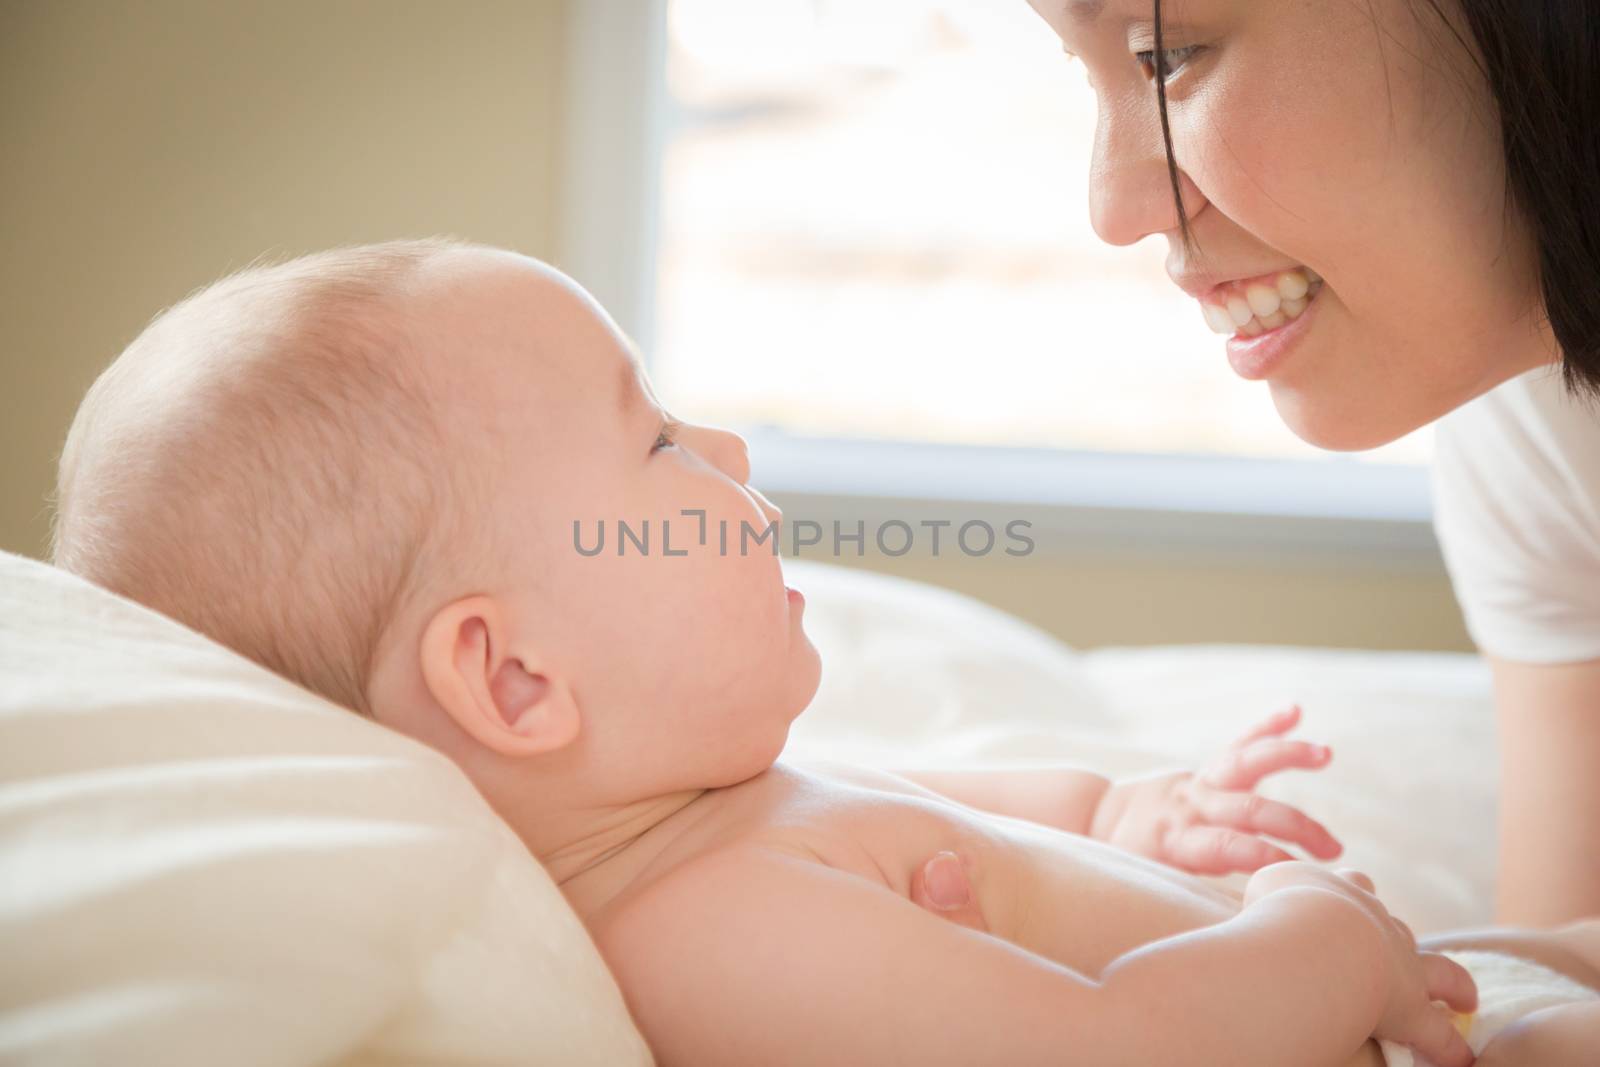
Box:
[594,765,942,931]
[783,758,947,800]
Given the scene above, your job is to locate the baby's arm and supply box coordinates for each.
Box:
[880,762,1111,831]
[595,845,1389,1067]
[881,706,1342,873]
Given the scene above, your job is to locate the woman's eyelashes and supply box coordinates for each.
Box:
[1134,44,1203,83]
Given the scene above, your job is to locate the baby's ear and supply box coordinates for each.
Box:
[419,595,580,757]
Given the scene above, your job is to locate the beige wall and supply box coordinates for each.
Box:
[0,0,1474,652]
[0,0,568,559]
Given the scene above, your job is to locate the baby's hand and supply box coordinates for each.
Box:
[1245,863,1478,1067]
[1090,705,1344,874]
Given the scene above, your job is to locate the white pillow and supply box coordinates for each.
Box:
[0,551,651,1066]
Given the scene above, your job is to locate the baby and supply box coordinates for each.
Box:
[51,239,1600,1066]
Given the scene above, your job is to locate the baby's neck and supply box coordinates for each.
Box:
[532,785,715,917]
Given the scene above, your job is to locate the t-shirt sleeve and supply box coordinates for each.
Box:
[1430,366,1600,664]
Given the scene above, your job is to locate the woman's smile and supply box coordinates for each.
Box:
[1163,262,1328,380]
[1182,265,1324,339]
[1221,275,1326,381]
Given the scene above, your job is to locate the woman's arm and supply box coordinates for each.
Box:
[595,846,1398,1067]
[1490,654,1600,924]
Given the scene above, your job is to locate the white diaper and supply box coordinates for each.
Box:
[1379,949,1599,1067]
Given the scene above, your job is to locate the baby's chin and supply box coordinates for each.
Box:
[788,636,824,717]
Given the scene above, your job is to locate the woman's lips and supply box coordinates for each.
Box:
[1224,282,1324,381]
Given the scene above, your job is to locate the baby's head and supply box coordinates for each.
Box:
[52,239,821,816]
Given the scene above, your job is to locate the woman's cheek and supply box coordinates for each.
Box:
[1194,16,1384,230]
[1181,68,1316,244]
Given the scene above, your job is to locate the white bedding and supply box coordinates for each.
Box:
[0,550,652,1066]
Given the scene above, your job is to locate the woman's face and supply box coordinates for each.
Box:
[1026,0,1559,450]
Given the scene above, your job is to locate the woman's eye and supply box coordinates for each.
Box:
[1134,44,1202,83]
[651,421,680,454]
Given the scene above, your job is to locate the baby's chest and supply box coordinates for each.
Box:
[719,764,1237,968]
[739,772,1037,938]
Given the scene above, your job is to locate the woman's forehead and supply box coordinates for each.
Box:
[1030,0,1136,54]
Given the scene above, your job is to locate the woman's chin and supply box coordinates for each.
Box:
[1269,384,1425,453]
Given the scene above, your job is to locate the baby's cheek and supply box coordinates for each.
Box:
[722,551,789,642]
[657,532,769,624]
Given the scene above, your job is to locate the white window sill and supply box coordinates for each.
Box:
[740,426,1441,571]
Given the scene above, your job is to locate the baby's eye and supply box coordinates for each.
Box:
[651,418,681,455]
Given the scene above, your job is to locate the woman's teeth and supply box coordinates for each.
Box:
[1200,267,1323,337]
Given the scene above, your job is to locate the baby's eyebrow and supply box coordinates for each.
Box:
[616,340,667,425]
[617,356,642,419]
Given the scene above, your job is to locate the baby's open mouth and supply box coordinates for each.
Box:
[1198,266,1324,338]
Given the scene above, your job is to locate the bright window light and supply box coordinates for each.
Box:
[651,0,1431,465]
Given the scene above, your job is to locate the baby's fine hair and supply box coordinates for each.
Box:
[51,236,478,715]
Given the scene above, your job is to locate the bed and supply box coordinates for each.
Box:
[0,549,1496,1062]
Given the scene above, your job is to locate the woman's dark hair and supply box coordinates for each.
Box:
[1152,0,1600,403]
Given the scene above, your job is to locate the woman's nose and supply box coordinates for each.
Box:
[1086,100,1207,247]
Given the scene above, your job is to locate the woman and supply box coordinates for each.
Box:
[1000,0,1600,926]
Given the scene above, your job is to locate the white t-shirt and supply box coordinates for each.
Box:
[1431,363,1600,663]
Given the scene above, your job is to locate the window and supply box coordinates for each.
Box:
[650,0,1431,467]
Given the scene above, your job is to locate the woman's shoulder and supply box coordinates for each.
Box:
[1432,364,1600,662]
[1434,365,1600,524]
[1439,363,1598,454]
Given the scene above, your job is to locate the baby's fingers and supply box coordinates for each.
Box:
[1165,826,1294,875]
[1406,1003,1475,1067]
[1229,704,1302,749]
[1192,790,1343,859]
[1422,952,1478,1015]
[1201,738,1333,791]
